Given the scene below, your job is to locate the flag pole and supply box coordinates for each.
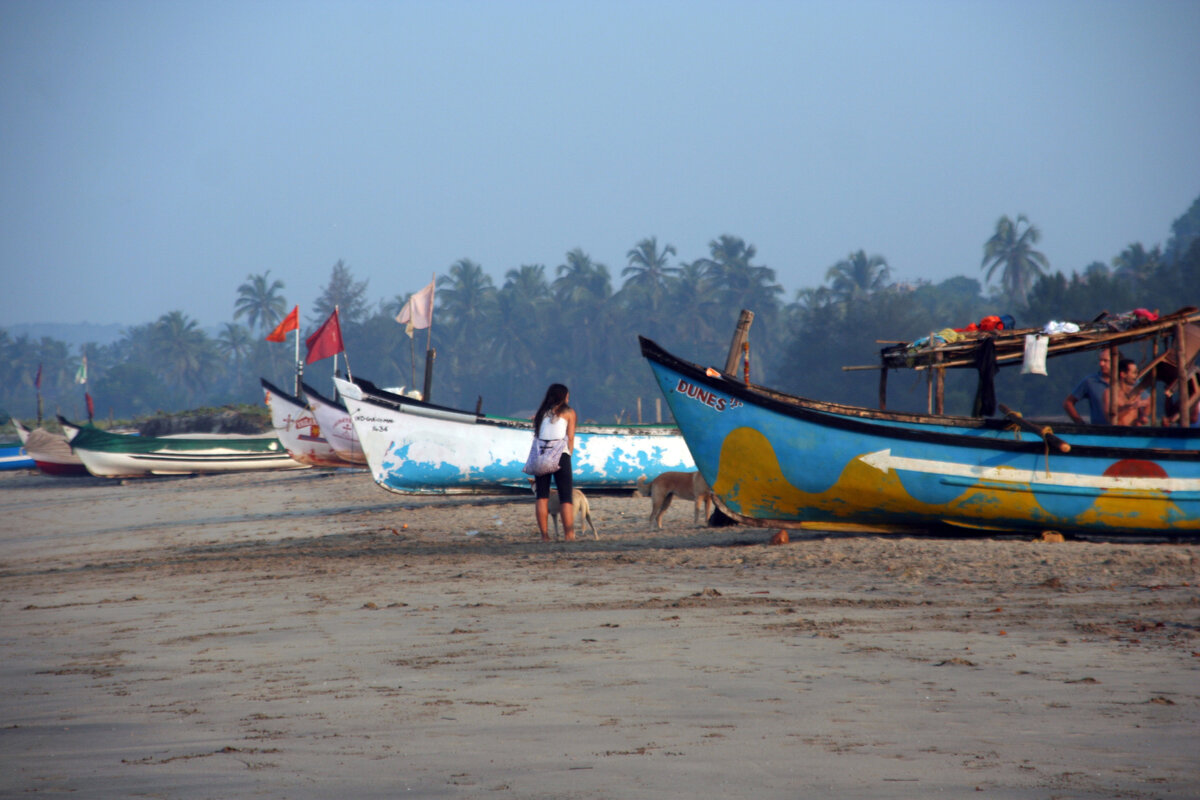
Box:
[422,273,436,402]
[332,305,340,383]
[35,363,43,427]
[340,304,353,382]
[409,319,417,393]
[294,324,302,396]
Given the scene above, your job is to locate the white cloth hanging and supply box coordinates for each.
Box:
[1022,334,1048,375]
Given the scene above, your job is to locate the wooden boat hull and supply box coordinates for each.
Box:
[13,420,89,476]
[301,382,367,465]
[261,378,354,468]
[62,420,309,478]
[335,377,695,495]
[640,336,1200,536]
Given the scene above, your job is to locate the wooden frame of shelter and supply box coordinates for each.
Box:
[844,307,1200,427]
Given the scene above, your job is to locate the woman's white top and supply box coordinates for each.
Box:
[538,413,567,441]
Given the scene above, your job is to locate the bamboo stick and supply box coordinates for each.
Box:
[1176,321,1191,428]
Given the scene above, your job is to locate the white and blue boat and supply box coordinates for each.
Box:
[335,376,695,495]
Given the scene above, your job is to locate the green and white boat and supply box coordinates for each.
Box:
[61,417,308,478]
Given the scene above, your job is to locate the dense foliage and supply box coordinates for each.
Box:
[3,197,1198,429]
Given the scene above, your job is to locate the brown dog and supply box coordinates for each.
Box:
[547,488,599,540]
[635,471,712,528]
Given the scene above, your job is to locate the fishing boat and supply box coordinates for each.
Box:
[301,381,367,465]
[261,378,353,468]
[0,438,34,471]
[334,376,695,494]
[12,419,89,476]
[639,308,1200,537]
[61,417,309,478]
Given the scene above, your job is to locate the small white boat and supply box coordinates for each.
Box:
[261,378,354,468]
[12,419,88,476]
[301,381,367,465]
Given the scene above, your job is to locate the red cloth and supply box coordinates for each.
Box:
[266,306,300,342]
[306,309,344,363]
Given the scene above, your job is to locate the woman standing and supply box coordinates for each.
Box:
[533,383,577,541]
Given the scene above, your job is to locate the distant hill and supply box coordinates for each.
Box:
[2,322,128,347]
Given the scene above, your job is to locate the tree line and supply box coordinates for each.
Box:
[2,194,1198,429]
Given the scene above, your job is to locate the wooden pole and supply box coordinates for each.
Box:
[422,348,436,402]
[1175,321,1191,428]
[1000,404,1070,452]
[1149,335,1159,426]
[878,367,888,410]
[637,396,642,424]
[935,350,945,415]
[655,397,661,423]
[926,332,934,414]
[423,272,436,401]
[1107,347,1119,424]
[723,309,754,376]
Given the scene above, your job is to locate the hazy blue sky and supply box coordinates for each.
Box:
[3,0,1198,330]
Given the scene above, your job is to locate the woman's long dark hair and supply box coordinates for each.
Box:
[534,383,570,434]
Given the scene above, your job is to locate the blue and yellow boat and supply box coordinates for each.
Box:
[640,329,1200,537]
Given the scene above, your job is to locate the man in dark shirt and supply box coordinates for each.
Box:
[1063,349,1117,424]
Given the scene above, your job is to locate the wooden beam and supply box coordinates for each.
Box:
[723,310,754,377]
[1108,347,1119,424]
[1176,321,1192,428]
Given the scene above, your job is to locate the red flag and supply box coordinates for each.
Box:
[35,363,42,390]
[305,309,344,364]
[266,306,300,342]
[86,392,95,421]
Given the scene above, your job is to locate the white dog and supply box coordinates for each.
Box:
[546,488,599,540]
[635,471,713,528]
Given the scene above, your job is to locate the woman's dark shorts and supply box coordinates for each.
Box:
[535,453,573,500]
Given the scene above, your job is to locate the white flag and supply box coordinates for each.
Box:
[396,278,435,338]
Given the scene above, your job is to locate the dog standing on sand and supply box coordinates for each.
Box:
[635,471,713,528]
[546,488,599,540]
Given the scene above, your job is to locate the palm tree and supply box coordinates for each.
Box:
[695,234,782,314]
[216,322,254,393]
[622,236,678,312]
[234,271,287,335]
[554,248,612,305]
[433,259,497,401]
[553,248,614,370]
[153,311,215,406]
[504,264,552,304]
[439,258,498,332]
[981,214,1049,306]
[1111,242,1161,285]
[825,250,891,305]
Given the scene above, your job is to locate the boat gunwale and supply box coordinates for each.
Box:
[638,336,1200,462]
[350,376,685,437]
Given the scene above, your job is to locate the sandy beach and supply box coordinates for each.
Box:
[1,467,1197,799]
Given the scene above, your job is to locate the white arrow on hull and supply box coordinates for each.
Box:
[858,449,1200,493]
